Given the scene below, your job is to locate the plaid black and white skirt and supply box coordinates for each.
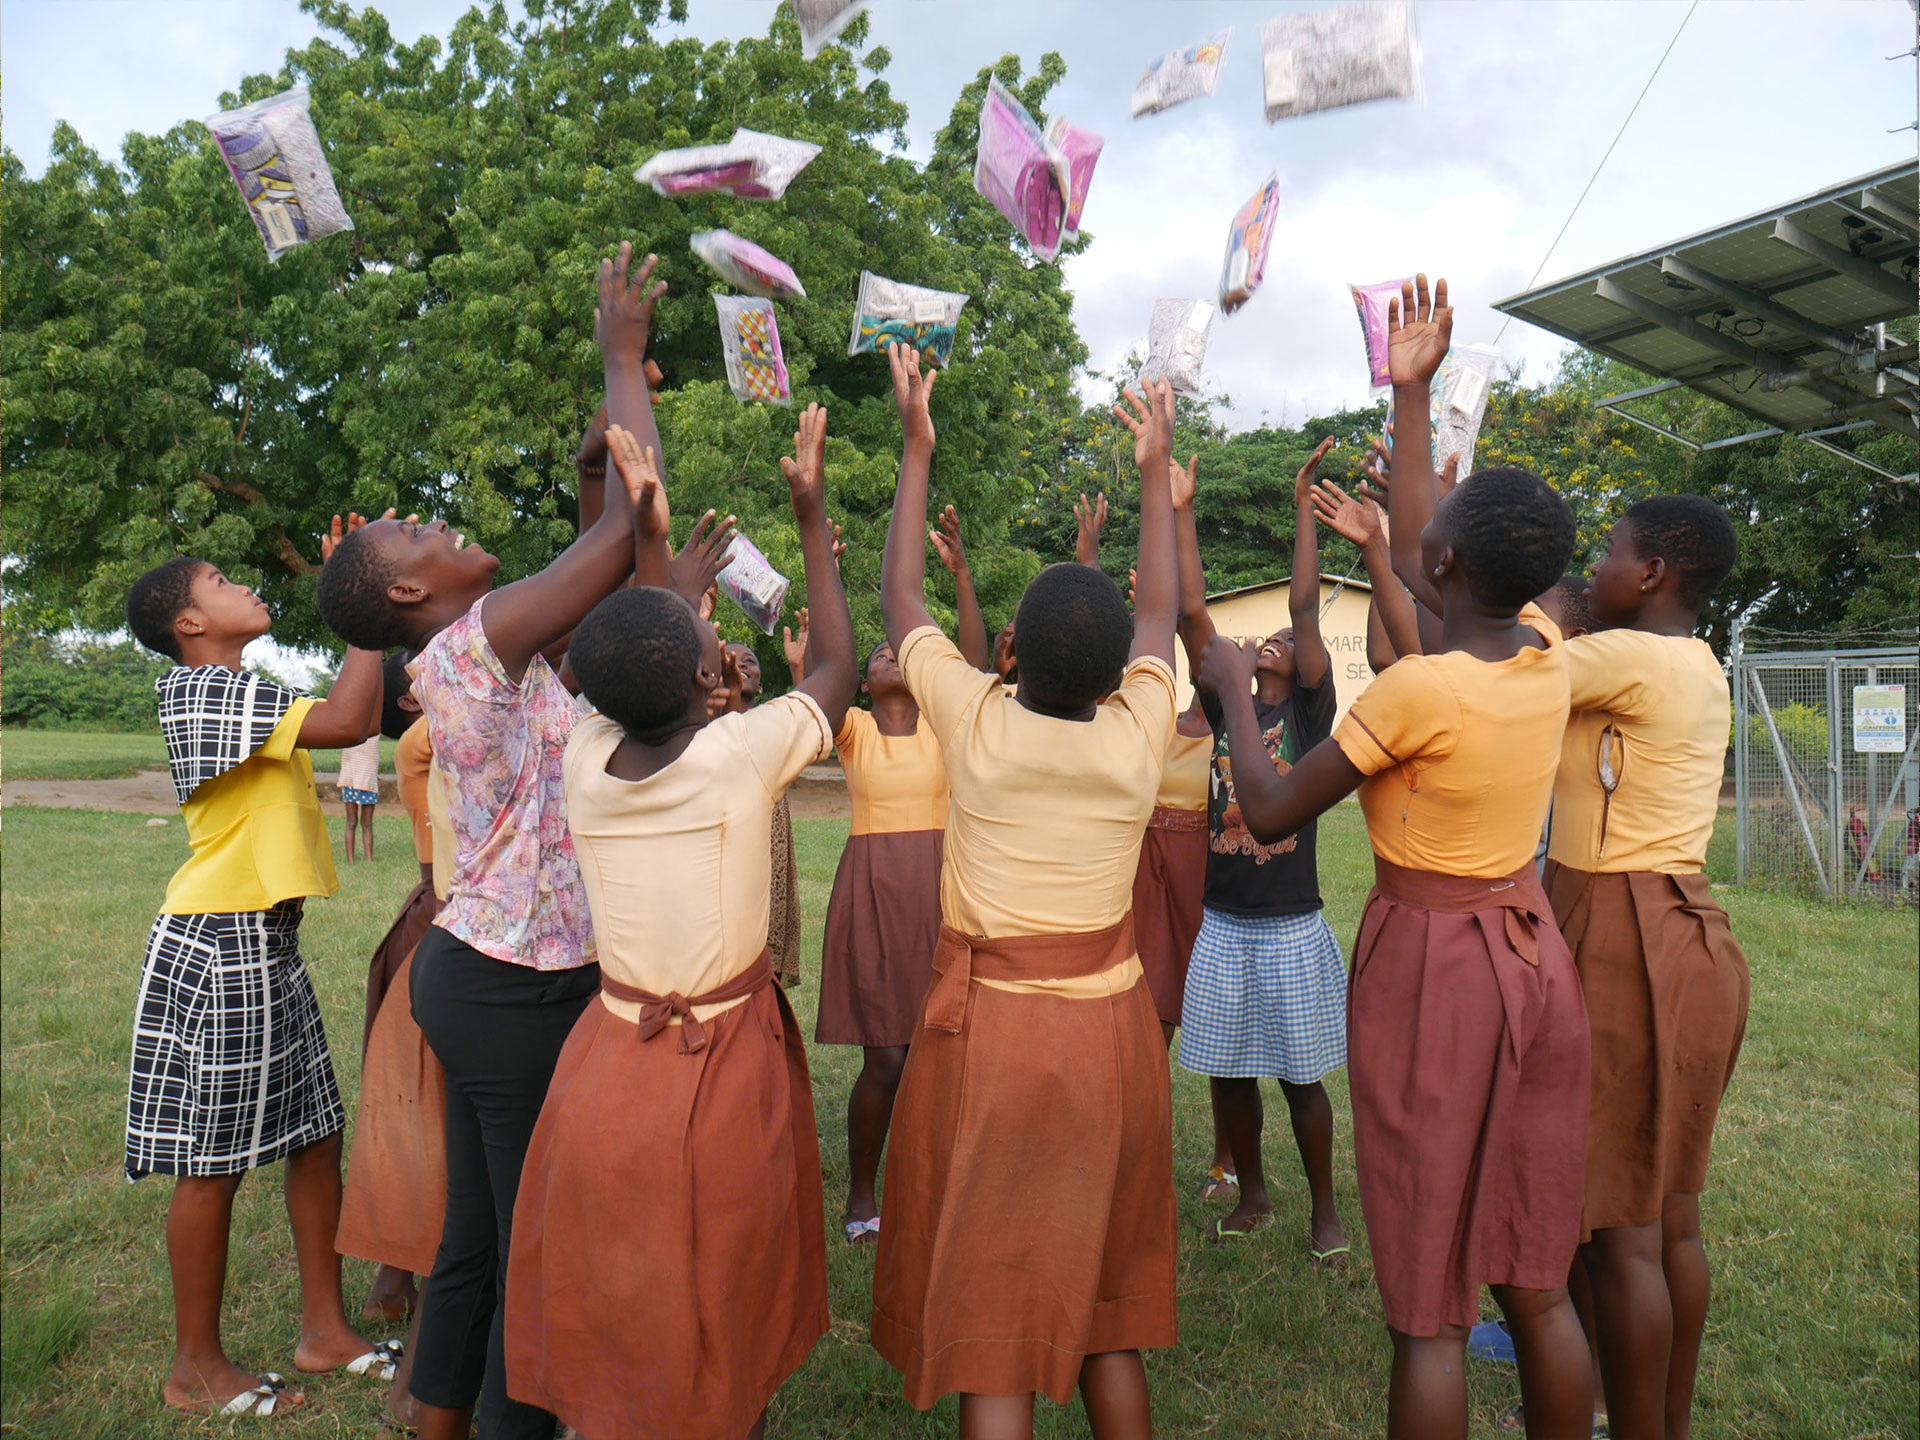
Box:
[125,902,346,1181]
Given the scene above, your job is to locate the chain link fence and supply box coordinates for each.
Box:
[1733,620,1920,904]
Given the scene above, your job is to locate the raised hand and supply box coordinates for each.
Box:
[699,584,717,623]
[607,425,668,538]
[595,242,668,366]
[577,404,611,481]
[830,520,848,568]
[1193,632,1256,698]
[1311,479,1385,549]
[1385,273,1452,388]
[1112,378,1174,475]
[1437,452,1462,499]
[930,504,969,577]
[1074,492,1109,566]
[321,508,413,565]
[1294,436,1337,508]
[887,339,939,450]
[1169,454,1199,511]
[669,508,739,605]
[782,607,810,678]
[778,402,829,525]
[707,645,743,718]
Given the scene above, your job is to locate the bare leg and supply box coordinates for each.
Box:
[1160,1020,1176,1049]
[1493,1283,1592,1440]
[1209,1077,1270,1233]
[1208,1090,1233,1177]
[414,1401,473,1440]
[744,1407,768,1440]
[1079,1350,1152,1440]
[284,1132,375,1371]
[1568,1251,1608,1421]
[1662,1193,1710,1440]
[1583,1222,1670,1439]
[361,805,376,862]
[1277,1079,1345,1254]
[342,806,357,865]
[385,1303,426,1429]
[364,1263,418,1324]
[1386,1326,1468,1440]
[959,1393,1035,1440]
[844,1045,907,1230]
[162,1172,304,1411]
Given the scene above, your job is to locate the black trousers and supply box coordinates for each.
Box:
[408,927,598,1437]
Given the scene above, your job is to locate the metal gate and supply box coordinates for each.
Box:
[1732,621,1920,903]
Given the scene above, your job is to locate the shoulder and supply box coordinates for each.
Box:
[835,704,874,750]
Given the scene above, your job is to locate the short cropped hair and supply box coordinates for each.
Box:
[570,587,705,736]
[126,557,207,660]
[1446,467,1576,611]
[1622,495,1739,610]
[1549,575,1591,635]
[1012,564,1133,711]
[316,527,410,651]
[379,650,419,740]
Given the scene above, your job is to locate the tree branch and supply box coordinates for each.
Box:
[196,471,318,575]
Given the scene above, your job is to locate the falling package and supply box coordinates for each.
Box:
[1432,344,1501,478]
[690,231,806,299]
[1259,0,1422,124]
[791,0,870,57]
[1349,276,1412,392]
[972,77,1104,263]
[1131,30,1233,119]
[847,271,968,367]
[635,128,821,201]
[1218,171,1280,314]
[714,295,792,405]
[205,86,354,262]
[716,532,791,635]
[1137,299,1215,396]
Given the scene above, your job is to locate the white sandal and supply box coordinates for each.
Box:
[842,1216,882,1245]
[338,1339,404,1382]
[218,1373,292,1417]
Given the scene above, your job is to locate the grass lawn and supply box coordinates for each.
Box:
[2,730,400,782]
[2,803,1913,1438]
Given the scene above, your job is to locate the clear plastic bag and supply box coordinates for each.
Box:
[847,272,968,367]
[974,77,1068,262]
[1218,171,1280,315]
[714,295,792,405]
[1137,299,1215,395]
[1260,0,1422,124]
[792,0,870,57]
[205,86,354,262]
[1131,30,1233,119]
[1432,344,1501,478]
[1349,276,1411,392]
[635,128,821,201]
[690,231,806,298]
[716,532,791,635]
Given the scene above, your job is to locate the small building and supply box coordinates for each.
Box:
[1174,574,1382,730]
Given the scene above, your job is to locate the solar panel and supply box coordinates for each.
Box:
[1495,164,1918,478]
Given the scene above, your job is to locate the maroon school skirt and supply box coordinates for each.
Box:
[816,828,944,1048]
[1130,806,1207,1027]
[1348,858,1590,1336]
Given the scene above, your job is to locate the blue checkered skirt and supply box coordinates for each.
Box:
[1176,907,1347,1082]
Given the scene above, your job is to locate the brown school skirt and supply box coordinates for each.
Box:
[816,828,945,1047]
[362,880,436,1054]
[336,949,447,1276]
[1130,808,1207,1027]
[871,919,1177,1407]
[1544,863,1750,1234]
[1348,859,1590,1337]
[504,984,828,1439]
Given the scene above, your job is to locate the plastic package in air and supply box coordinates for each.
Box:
[1219,172,1280,314]
[847,272,968,367]
[1349,277,1412,392]
[716,532,791,635]
[714,295,792,405]
[205,86,354,261]
[1137,299,1215,396]
[792,0,870,56]
[973,78,1103,262]
[1131,30,1233,119]
[635,128,821,201]
[1048,116,1104,246]
[690,231,806,299]
[1259,0,1422,124]
[1432,344,1501,479]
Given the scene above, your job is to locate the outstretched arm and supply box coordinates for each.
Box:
[1313,477,1421,663]
[880,342,940,653]
[931,504,990,671]
[296,646,387,749]
[1288,438,1336,689]
[783,405,856,733]
[1166,452,1214,674]
[666,508,738,606]
[1192,633,1364,842]
[1112,380,1177,667]
[1383,274,1453,615]
[1074,491,1108,568]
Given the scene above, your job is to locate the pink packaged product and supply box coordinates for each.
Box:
[1046,116,1104,246]
[690,231,806,299]
[1349,276,1412,392]
[972,78,1103,264]
[1218,172,1280,315]
[635,128,821,201]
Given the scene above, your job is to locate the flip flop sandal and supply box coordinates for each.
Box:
[1199,1165,1239,1200]
[842,1216,882,1245]
[1210,1213,1270,1243]
[1308,1238,1351,1265]
[216,1373,298,1418]
[336,1339,405,1382]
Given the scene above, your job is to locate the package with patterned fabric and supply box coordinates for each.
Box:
[716,533,791,635]
[1349,276,1412,392]
[1137,299,1215,395]
[714,295,792,405]
[1432,344,1501,478]
[205,86,354,261]
[1218,172,1280,314]
[636,128,821,201]
[792,0,870,56]
[1131,30,1233,119]
[847,272,968,367]
[1259,0,1422,124]
[691,231,806,298]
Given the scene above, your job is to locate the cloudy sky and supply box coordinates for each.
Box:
[4,0,1915,431]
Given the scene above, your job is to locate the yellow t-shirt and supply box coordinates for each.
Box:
[161,700,340,914]
[395,717,434,866]
[899,625,1176,997]
[1334,644,1571,878]
[1155,727,1213,813]
[836,707,949,836]
[564,698,834,1026]
[1549,630,1730,874]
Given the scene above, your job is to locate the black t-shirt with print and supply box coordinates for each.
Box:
[1200,677,1337,916]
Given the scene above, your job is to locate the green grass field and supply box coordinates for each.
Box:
[2,802,1914,1438]
[2,730,399,783]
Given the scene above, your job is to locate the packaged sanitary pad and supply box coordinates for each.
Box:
[1260,0,1422,124]
[1131,29,1234,118]
[847,272,968,367]
[206,86,354,261]
[690,231,806,299]
[1219,172,1280,314]
[714,295,792,405]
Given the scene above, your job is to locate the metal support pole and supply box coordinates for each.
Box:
[1828,658,1844,897]
[1867,664,1879,887]
[1733,615,1749,885]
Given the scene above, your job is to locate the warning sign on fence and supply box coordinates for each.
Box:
[1852,685,1907,753]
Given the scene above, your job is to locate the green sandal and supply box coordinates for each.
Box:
[1211,1213,1270,1243]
